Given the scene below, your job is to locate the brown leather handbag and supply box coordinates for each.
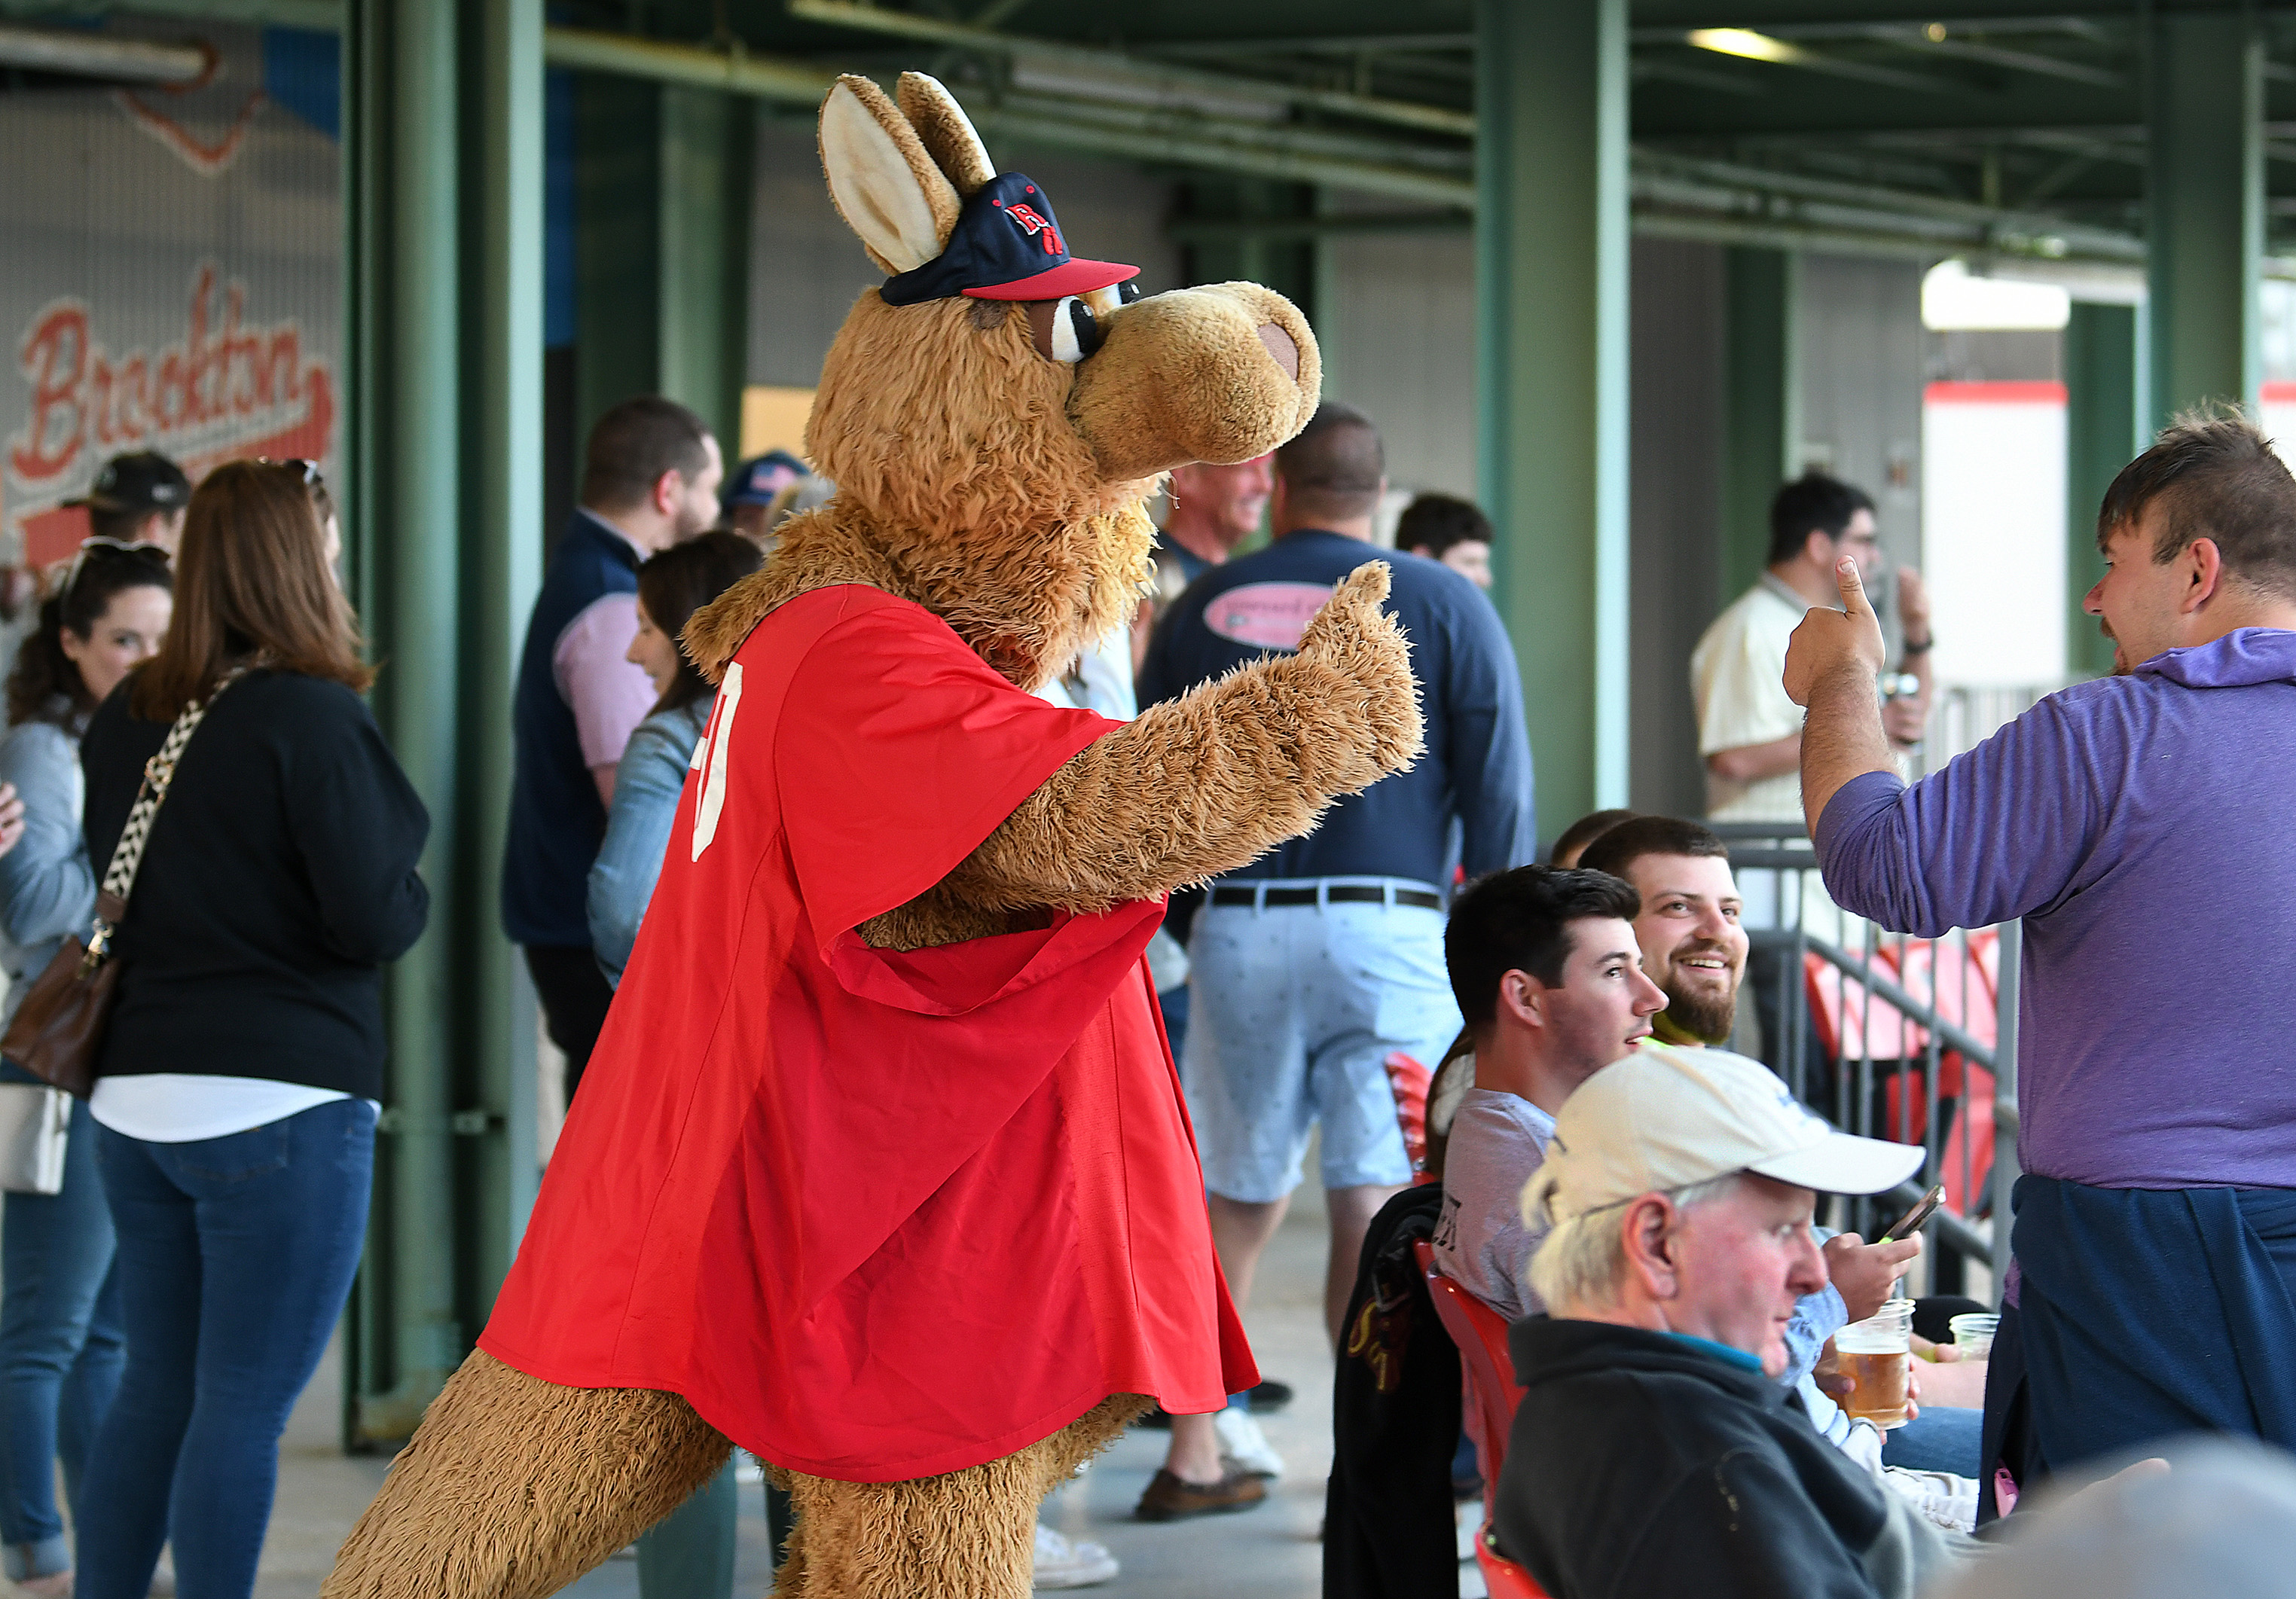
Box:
[1,671,243,1097]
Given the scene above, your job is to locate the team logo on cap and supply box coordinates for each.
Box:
[1003,203,1061,255]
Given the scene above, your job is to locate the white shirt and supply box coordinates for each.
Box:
[1689,575,1810,823]
[90,1074,359,1143]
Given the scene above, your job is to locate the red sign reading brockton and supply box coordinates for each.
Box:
[7,264,334,566]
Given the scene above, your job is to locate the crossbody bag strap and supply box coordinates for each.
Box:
[80,665,251,972]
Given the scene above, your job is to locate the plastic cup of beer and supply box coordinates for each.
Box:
[1948,1312,1998,1360]
[1836,1298,1915,1429]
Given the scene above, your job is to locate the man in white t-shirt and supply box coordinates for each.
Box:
[1690,472,1932,823]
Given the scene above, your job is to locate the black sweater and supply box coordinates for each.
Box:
[1494,1318,1960,1599]
[82,670,429,1099]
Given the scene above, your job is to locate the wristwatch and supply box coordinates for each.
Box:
[1901,634,1934,656]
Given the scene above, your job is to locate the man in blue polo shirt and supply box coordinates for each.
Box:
[505,395,722,1099]
[1135,401,1534,1512]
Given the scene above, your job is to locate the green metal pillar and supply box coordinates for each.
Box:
[658,86,754,448]
[344,0,465,1444]
[1476,0,1630,829]
[461,0,544,1310]
[2146,12,2261,425]
[343,0,544,1447]
[2063,302,2142,679]
[1720,248,1800,607]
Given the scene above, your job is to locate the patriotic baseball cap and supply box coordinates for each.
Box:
[723,450,807,509]
[68,451,190,515]
[1525,1043,1923,1231]
[880,172,1139,307]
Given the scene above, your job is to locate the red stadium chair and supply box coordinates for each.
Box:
[1413,1240,1525,1506]
[1412,1240,1551,1597]
[1384,1050,1437,1185]
[1475,1522,1548,1599]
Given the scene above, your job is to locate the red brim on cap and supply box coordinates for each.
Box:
[963,258,1140,301]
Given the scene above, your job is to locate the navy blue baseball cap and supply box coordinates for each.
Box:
[881,172,1137,308]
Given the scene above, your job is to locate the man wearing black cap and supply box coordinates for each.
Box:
[69,452,192,554]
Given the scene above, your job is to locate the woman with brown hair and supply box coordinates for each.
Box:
[0,541,171,1596]
[586,529,763,990]
[69,460,429,1599]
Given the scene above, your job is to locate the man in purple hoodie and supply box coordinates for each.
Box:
[1781,410,2296,1487]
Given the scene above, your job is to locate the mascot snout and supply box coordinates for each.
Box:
[1070,281,1321,483]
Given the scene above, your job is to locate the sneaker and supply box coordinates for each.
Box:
[1213,1406,1284,1480]
[1032,1522,1119,1589]
[1245,1378,1295,1414]
[17,1574,70,1599]
[1134,1466,1268,1521]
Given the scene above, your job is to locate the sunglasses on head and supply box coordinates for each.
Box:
[60,536,169,604]
[257,457,324,488]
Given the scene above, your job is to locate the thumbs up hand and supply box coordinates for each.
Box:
[1782,557,1888,708]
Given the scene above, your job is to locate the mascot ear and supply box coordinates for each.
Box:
[897,72,996,198]
[820,74,961,275]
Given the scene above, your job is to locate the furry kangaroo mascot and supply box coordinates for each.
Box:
[324,72,1421,1599]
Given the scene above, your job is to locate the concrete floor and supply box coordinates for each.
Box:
[243,1182,1480,1599]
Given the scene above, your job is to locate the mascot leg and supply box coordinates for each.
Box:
[322,1351,731,1599]
[771,1396,1148,1599]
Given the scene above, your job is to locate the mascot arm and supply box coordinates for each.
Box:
[942,563,1424,914]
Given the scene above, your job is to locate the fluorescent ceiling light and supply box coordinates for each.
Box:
[1686,28,1802,64]
[1922,259,2071,331]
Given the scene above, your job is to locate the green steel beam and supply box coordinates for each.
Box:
[461,0,543,1310]
[1720,247,1801,608]
[2147,11,2262,424]
[2063,301,2142,679]
[574,73,662,454]
[658,86,755,450]
[1476,0,1632,832]
[343,0,465,1445]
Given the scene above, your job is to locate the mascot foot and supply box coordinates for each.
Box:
[322,1351,731,1599]
[773,1395,1147,1599]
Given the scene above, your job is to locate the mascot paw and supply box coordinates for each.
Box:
[1296,562,1426,781]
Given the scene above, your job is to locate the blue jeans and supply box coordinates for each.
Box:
[0,1096,123,1576]
[76,1100,375,1599]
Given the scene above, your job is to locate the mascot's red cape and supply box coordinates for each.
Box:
[481,585,1255,1482]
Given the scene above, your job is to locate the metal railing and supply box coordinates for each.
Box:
[1711,822,2017,1302]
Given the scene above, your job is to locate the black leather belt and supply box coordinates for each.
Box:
[1209,883,1443,911]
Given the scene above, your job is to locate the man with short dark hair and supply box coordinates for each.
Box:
[1578,815,1746,1047]
[505,396,722,1097]
[1430,865,1668,1317]
[1788,407,2296,1478]
[69,451,191,554]
[1692,471,1932,823]
[1135,402,1534,1513]
[1397,492,1495,590]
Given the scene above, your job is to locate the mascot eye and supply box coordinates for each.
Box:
[1049,296,1104,364]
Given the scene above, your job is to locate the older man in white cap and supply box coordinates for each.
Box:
[1493,1046,1961,1599]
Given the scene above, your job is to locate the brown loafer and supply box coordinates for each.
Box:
[1134,1466,1268,1521]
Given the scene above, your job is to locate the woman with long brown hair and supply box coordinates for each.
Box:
[69,460,429,1599]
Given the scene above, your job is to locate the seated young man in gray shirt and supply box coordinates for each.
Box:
[1430,853,1913,1388]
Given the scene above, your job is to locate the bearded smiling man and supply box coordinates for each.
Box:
[1577,816,1749,1047]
